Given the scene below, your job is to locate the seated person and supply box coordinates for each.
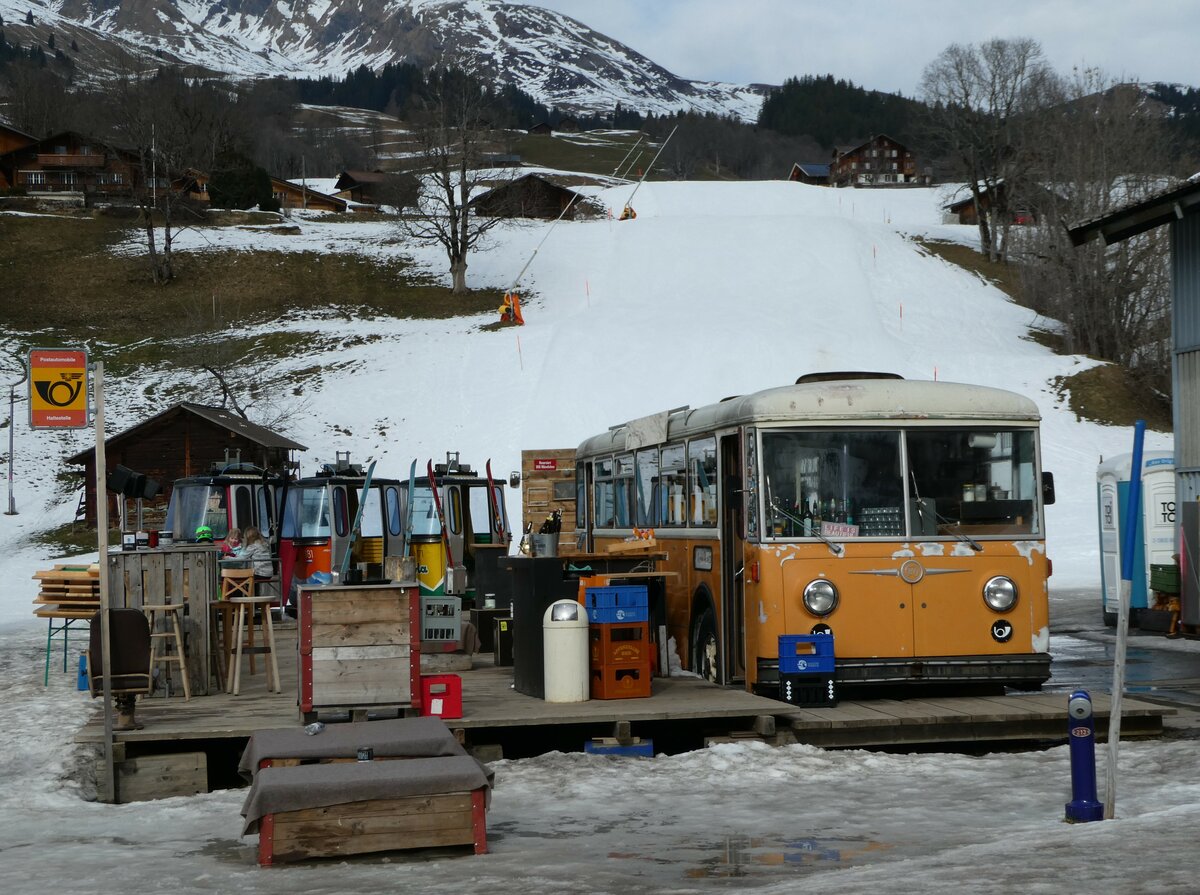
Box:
[239,527,275,585]
[220,527,243,557]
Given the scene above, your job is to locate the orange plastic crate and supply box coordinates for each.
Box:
[590,662,651,699]
[589,622,650,668]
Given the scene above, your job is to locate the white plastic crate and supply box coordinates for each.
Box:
[421,596,462,642]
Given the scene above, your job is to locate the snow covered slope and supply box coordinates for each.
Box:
[0,180,1171,626]
[1,0,766,119]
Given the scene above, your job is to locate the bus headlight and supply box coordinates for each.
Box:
[983,576,1018,612]
[803,579,839,616]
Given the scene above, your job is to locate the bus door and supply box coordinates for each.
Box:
[720,432,746,683]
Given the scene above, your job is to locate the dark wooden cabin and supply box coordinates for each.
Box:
[471,173,588,220]
[67,403,307,526]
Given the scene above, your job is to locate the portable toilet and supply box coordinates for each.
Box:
[1096,451,1175,625]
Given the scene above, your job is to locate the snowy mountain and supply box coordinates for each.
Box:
[0,0,767,120]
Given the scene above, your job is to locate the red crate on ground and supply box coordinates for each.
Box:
[589,622,650,668]
[590,662,651,699]
[420,673,463,719]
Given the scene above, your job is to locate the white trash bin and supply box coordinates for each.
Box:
[543,599,589,703]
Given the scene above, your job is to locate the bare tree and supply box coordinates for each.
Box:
[920,38,1059,262]
[401,66,508,294]
[106,66,234,283]
[1010,69,1175,395]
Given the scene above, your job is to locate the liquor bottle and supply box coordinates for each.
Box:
[801,500,814,536]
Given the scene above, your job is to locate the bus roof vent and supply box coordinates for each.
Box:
[720,395,742,402]
[795,372,904,385]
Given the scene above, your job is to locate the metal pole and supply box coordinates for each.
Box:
[5,379,18,514]
[94,361,116,803]
[1105,418,1146,819]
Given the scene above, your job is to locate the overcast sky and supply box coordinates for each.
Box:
[514,0,1198,97]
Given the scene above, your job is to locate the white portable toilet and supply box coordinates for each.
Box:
[1096,451,1175,625]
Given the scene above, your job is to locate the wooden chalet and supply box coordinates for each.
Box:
[945,181,1041,226]
[67,403,307,527]
[830,134,918,187]
[789,162,830,186]
[556,116,580,133]
[332,169,418,210]
[270,177,348,213]
[470,173,588,220]
[0,123,36,187]
[0,130,142,198]
[528,121,554,136]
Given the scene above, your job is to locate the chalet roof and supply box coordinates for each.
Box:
[335,169,389,188]
[0,121,37,141]
[835,134,909,158]
[794,163,830,177]
[1067,174,1200,246]
[269,176,349,210]
[469,173,590,206]
[67,402,307,464]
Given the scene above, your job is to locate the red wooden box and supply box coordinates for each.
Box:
[590,662,651,699]
[589,622,650,668]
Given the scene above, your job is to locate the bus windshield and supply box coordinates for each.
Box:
[761,427,1039,539]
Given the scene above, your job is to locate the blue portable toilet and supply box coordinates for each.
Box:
[1096,451,1175,626]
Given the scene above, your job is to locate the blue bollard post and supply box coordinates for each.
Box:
[1065,689,1105,822]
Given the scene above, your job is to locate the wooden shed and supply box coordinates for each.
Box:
[471,174,588,220]
[269,177,348,212]
[789,162,830,186]
[67,403,307,527]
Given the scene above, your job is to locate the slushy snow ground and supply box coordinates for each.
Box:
[0,179,1188,893]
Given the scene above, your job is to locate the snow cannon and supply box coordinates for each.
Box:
[1065,689,1104,823]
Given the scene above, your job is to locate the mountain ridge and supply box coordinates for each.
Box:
[1,0,768,120]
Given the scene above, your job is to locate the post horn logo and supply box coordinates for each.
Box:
[35,372,85,407]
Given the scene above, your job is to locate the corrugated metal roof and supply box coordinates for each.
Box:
[1067,175,1200,246]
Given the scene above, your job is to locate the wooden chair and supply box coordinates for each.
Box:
[221,567,255,600]
[84,609,152,730]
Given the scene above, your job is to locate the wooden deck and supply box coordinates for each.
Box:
[74,622,1170,758]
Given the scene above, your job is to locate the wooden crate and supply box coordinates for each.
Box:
[98,752,208,803]
[260,789,486,864]
[298,583,421,720]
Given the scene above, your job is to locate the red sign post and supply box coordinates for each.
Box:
[28,348,89,428]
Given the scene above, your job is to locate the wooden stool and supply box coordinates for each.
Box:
[209,601,237,690]
[228,595,281,695]
[142,603,191,701]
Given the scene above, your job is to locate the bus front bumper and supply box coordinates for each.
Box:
[756,653,1052,690]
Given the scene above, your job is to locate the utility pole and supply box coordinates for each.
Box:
[5,367,27,515]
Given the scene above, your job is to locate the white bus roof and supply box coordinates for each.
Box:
[577,378,1041,456]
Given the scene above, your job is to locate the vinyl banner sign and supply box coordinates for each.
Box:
[29,348,89,429]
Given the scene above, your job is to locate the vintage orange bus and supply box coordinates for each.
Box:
[573,374,1055,695]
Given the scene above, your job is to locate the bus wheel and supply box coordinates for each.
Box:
[692,608,719,684]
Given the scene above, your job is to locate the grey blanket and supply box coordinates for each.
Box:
[241,754,492,834]
[238,715,466,780]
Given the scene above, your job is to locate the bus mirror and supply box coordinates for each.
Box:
[509,471,521,489]
[1042,471,1056,506]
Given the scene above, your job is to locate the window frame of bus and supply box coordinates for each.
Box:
[659,443,687,527]
[688,436,718,528]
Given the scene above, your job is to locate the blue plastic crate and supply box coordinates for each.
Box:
[586,585,649,624]
[585,585,649,609]
[584,738,654,757]
[588,605,649,624]
[779,633,835,675]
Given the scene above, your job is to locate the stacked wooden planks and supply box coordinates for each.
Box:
[32,563,101,619]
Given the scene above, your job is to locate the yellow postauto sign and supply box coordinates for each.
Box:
[29,348,88,428]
